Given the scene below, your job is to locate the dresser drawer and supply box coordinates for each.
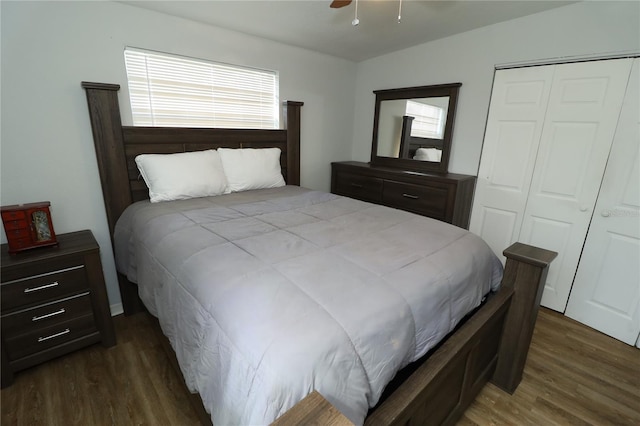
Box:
[334,172,383,202]
[383,180,451,221]
[1,265,88,312]
[1,292,93,335]
[4,313,97,361]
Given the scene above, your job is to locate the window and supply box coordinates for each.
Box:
[124,48,279,129]
[405,100,446,139]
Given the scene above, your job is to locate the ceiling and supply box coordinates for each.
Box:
[121,1,576,61]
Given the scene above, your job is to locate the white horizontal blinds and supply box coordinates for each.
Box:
[405,100,445,139]
[124,48,279,128]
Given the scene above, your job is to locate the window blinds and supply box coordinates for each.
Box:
[405,100,445,139]
[124,48,279,129]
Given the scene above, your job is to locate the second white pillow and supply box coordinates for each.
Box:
[218,148,286,192]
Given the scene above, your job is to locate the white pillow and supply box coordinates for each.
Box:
[218,148,286,192]
[413,147,442,162]
[135,149,229,203]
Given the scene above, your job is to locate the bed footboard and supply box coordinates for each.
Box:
[364,242,556,426]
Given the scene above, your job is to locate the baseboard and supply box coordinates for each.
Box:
[110,303,124,317]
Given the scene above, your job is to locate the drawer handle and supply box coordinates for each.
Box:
[24,281,59,293]
[32,308,66,322]
[350,183,364,188]
[402,193,419,200]
[38,328,70,343]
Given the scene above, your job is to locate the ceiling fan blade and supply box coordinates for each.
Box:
[330,0,352,8]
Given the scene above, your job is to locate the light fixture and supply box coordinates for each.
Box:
[348,0,403,27]
[352,0,359,26]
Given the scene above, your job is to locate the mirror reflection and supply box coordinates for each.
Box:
[376,97,450,162]
[370,83,461,174]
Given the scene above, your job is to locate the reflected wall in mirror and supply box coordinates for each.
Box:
[371,83,461,173]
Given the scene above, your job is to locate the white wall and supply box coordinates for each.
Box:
[0,1,356,312]
[352,1,640,175]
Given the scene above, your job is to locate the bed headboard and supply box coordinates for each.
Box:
[82,82,303,243]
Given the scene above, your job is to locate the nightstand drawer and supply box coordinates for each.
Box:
[334,172,383,203]
[383,180,451,220]
[4,313,97,361]
[1,293,93,335]
[1,265,88,311]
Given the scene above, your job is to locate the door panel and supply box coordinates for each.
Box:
[565,59,640,344]
[470,66,554,260]
[518,58,633,312]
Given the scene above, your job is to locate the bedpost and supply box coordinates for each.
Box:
[81,82,132,239]
[82,82,143,315]
[284,100,303,186]
[492,242,557,394]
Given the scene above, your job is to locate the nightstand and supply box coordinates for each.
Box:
[1,230,116,387]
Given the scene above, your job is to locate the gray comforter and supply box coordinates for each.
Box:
[114,186,502,425]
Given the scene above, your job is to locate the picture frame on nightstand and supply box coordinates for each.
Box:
[1,201,58,254]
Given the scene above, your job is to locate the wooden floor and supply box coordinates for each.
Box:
[2,308,639,425]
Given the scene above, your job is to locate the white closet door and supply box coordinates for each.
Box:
[518,58,633,312]
[565,59,640,344]
[469,66,554,261]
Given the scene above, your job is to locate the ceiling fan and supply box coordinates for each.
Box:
[330,0,404,26]
[330,0,352,8]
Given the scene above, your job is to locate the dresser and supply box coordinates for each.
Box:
[1,230,116,387]
[331,161,476,229]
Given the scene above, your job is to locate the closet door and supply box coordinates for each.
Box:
[469,66,554,261]
[564,59,640,345]
[518,58,633,311]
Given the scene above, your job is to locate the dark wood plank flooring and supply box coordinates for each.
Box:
[460,309,640,426]
[2,308,639,425]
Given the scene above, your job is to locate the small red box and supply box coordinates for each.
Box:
[1,202,58,254]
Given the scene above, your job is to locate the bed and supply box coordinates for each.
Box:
[82,82,557,425]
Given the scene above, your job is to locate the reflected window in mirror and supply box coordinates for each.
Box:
[371,83,461,174]
[406,98,447,139]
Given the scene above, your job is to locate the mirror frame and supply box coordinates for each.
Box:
[370,83,461,174]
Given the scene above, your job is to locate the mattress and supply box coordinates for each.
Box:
[113,185,503,425]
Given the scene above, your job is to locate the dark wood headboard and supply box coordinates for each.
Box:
[82,82,303,242]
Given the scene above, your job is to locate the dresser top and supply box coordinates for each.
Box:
[1,230,98,268]
[332,161,476,181]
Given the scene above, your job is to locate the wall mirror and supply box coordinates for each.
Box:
[370,83,461,173]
